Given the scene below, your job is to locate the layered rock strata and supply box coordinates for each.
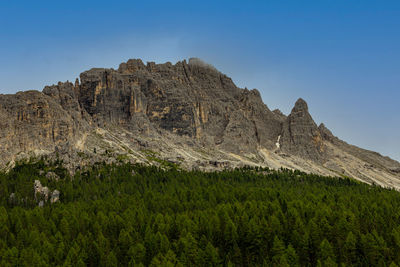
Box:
[0,58,399,188]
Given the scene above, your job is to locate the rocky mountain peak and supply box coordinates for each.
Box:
[292,98,309,113]
[0,58,399,189]
[118,58,146,73]
[280,98,325,162]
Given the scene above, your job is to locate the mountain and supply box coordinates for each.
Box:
[1,58,399,188]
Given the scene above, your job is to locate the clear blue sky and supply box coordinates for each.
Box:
[0,0,399,160]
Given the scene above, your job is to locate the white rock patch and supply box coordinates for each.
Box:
[276,135,281,149]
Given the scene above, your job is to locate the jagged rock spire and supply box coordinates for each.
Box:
[280,98,325,162]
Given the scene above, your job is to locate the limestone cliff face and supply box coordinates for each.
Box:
[0,58,399,189]
[0,90,83,165]
[75,58,281,153]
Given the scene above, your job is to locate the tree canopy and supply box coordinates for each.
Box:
[0,159,399,266]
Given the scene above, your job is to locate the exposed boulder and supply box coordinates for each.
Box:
[45,171,60,181]
[50,190,60,204]
[208,160,231,168]
[34,180,60,206]
[34,180,49,201]
[9,193,17,206]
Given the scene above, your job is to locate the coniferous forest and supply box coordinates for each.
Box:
[1,159,400,266]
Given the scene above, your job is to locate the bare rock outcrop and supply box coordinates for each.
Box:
[50,190,60,204]
[34,180,50,201]
[0,58,399,189]
[34,180,60,206]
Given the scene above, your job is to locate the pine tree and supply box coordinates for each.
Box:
[285,244,300,266]
[105,251,118,267]
[1,247,18,266]
[204,242,221,266]
[272,236,286,264]
[344,231,357,265]
[319,239,335,261]
[128,243,146,265]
